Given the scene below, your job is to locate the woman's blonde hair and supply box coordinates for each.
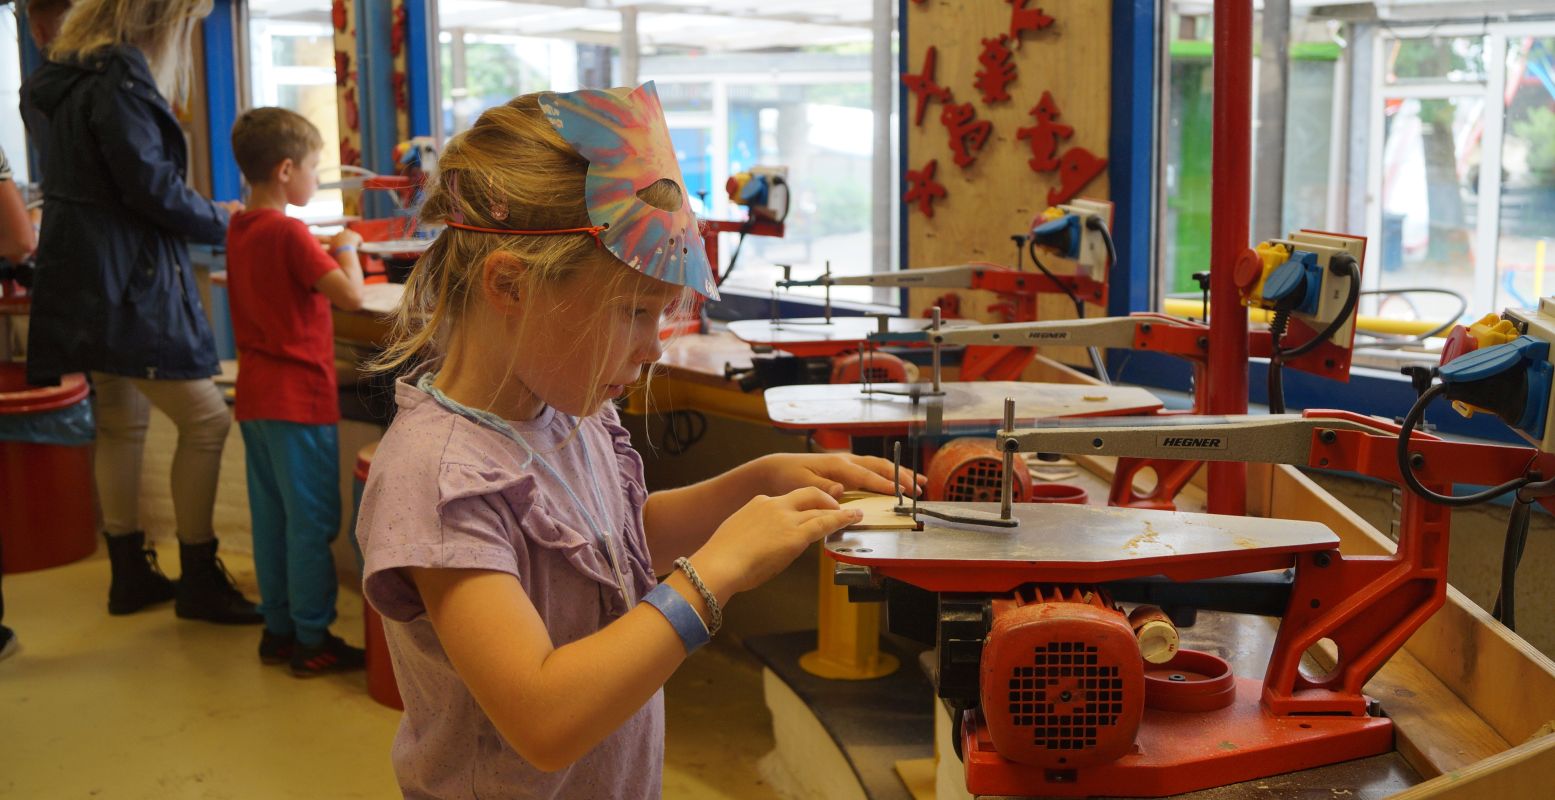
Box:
[49,0,212,104]
[372,93,689,415]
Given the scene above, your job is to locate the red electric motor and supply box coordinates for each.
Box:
[979,586,1146,770]
[926,437,1036,503]
[829,350,913,384]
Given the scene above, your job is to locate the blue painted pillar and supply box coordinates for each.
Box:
[1107,0,1157,318]
[357,0,399,218]
[202,0,242,202]
[404,1,435,139]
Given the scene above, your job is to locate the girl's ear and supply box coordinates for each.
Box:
[479,250,527,315]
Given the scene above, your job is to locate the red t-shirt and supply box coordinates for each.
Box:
[226,209,341,424]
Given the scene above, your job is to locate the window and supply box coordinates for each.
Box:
[0,6,28,186]
[1157,8,1344,306]
[1158,5,1555,335]
[1366,25,1555,323]
[1496,36,1555,311]
[434,0,893,308]
[646,66,878,305]
[244,0,344,222]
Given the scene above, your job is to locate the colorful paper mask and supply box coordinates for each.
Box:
[538,82,717,299]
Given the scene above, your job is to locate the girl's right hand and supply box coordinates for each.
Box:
[691,487,863,601]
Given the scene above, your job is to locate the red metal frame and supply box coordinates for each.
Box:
[957,265,1108,382]
[1204,0,1254,516]
[1094,313,1355,510]
[831,407,1555,795]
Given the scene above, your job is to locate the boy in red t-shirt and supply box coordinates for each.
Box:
[228,108,365,677]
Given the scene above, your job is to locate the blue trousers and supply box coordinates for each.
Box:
[240,420,341,647]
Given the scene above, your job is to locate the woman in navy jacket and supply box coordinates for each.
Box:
[26,0,258,624]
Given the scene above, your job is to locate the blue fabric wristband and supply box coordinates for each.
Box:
[642,582,710,655]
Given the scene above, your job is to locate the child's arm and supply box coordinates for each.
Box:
[410,487,861,772]
[314,229,365,311]
[641,453,923,574]
[0,179,35,263]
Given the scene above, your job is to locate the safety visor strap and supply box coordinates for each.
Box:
[444,220,608,242]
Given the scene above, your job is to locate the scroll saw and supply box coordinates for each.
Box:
[727,199,1116,388]
[760,306,1162,457]
[826,325,1555,796]
[863,229,1366,511]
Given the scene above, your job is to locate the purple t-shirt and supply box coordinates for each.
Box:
[360,378,661,799]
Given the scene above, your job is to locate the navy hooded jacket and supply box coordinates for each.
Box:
[24,46,229,386]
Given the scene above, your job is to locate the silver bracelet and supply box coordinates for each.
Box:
[673,557,722,637]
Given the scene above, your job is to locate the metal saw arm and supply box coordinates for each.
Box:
[998,413,1397,467]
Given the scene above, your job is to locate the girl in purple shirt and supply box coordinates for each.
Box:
[356,85,924,799]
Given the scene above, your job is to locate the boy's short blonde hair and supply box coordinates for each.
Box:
[231,107,324,185]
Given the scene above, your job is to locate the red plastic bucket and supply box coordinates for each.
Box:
[352,440,402,710]
[0,365,95,574]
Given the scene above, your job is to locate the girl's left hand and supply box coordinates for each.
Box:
[756,453,925,500]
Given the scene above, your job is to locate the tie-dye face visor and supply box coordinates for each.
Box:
[537,82,717,300]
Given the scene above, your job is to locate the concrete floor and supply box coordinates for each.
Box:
[0,405,787,799]
[0,546,784,799]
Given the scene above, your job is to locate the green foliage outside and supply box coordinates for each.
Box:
[1514,106,1555,186]
[808,169,870,238]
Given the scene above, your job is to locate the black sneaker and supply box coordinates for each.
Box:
[259,630,295,665]
[290,633,366,678]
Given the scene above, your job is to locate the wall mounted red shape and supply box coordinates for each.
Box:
[975,35,1018,104]
[941,101,992,168]
[903,46,953,127]
[1006,0,1055,44]
[904,159,948,218]
[1016,91,1108,204]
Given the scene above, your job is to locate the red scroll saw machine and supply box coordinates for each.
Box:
[824,298,1555,797]
[863,228,1368,511]
[724,199,1116,388]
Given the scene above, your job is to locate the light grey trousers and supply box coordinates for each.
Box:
[91,372,230,543]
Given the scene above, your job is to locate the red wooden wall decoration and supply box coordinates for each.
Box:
[904,1,1108,228]
[332,0,363,215]
[903,159,948,218]
[974,35,1018,104]
[1006,0,1056,43]
[904,0,1111,355]
[903,46,953,127]
[1050,148,1109,205]
[1014,90,1109,205]
[1016,91,1072,171]
[941,101,992,168]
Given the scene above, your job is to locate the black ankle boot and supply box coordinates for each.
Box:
[105,531,176,615]
[175,538,262,625]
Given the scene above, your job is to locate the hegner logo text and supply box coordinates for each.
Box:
[1157,436,1226,449]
